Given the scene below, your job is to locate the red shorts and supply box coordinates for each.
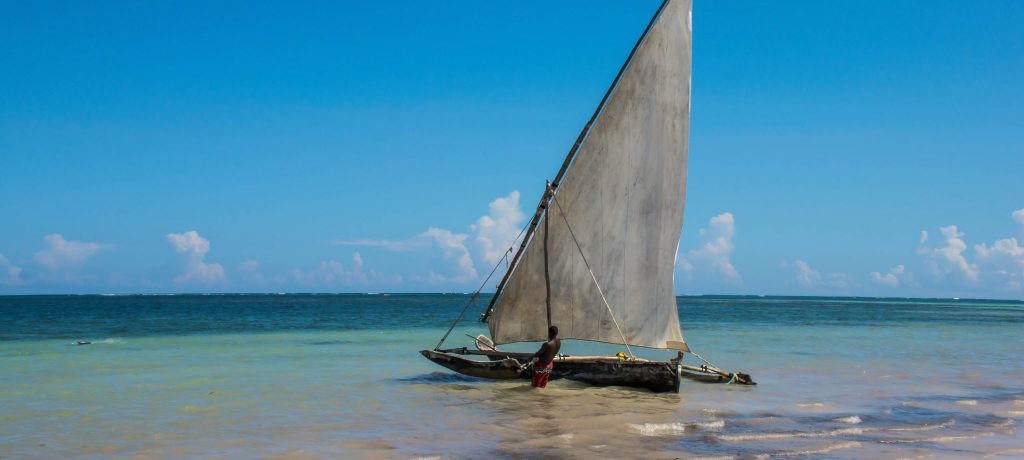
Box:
[531,362,553,388]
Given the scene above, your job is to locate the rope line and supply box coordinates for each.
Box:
[434,216,531,350]
[551,194,634,359]
[687,349,721,371]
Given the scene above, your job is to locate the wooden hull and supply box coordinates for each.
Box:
[419,349,523,380]
[420,348,751,392]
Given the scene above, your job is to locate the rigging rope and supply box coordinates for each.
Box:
[551,195,635,359]
[433,216,532,351]
[687,349,723,374]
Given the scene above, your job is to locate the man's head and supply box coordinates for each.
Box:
[548,325,558,339]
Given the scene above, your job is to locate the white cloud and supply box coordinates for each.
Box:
[34,234,104,269]
[679,212,741,283]
[421,227,478,283]
[471,190,526,265]
[917,225,979,283]
[237,259,264,284]
[339,192,529,286]
[330,238,423,251]
[166,230,225,285]
[167,230,210,257]
[782,259,853,289]
[974,237,1024,290]
[786,259,821,288]
[293,252,400,287]
[338,227,478,285]
[0,254,24,286]
[869,264,913,288]
[1013,208,1024,229]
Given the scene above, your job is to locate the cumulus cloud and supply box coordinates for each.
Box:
[338,228,478,284]
[785,259,820,288]
[237,260,264,284]
[869,264,913,288]
[974,237,1024,290]
[471,190,526,265]
[0,254,24,286]
[917,225,979,283]
[34,234,104,269]
[782,259,853,289]
[293,252,400,287]
[421,227,478,283]
[1013,208,1024,229]
[166,230,225,285]
[679,212,741,283]
[337,191,529,286]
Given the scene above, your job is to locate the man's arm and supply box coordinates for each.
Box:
[529,342,551,361]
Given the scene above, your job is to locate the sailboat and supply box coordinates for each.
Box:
[421,0,754,392]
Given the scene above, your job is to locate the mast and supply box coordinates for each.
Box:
[481,0,673,323]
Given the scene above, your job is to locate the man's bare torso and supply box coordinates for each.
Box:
[536,338,561,366]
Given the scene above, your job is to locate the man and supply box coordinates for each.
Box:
[525,325,560,388]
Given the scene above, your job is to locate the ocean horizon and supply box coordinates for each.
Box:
[2,294,1022,458]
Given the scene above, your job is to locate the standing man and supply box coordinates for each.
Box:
[524,325,560,388]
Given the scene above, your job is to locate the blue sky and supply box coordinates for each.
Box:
[1,1,1022,298]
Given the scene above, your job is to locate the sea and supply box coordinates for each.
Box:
[1,294,1022,459]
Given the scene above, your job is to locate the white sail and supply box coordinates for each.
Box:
[488,0,691,350]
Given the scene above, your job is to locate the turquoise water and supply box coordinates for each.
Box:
[1,294,1022,458]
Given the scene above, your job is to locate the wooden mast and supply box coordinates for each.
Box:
[481,0,673,323]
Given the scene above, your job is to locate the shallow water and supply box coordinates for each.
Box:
[1,294,1022,458]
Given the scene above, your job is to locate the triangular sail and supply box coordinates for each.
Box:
[487,0,692,350]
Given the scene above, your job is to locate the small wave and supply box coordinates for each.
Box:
[717,427,863,442]
[986,417,1014,427]
[881,433,990,444]
[71,338,123,346]
[630,420,725,437]
[794,399,827,407]
[833,416,862,424]
[886,419,955,432]
[1014,400,1024,406]
[955,400,978,406]
[695,420,726,431]
[756,441,862,458]
[701,408,737,416]
[985,448,1024,458]
[631,423,686,436]
[1007,410,1024,416]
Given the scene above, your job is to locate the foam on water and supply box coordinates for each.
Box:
[756,440,862,458]
[630,419,725,436]
[717,427,865,442]
[833,415,862,424]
